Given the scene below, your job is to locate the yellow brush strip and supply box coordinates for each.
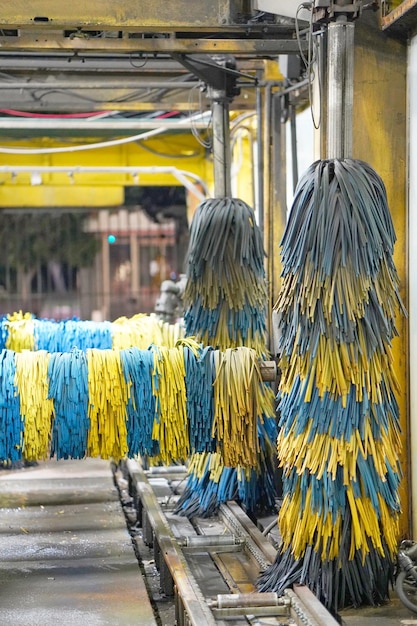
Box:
[277,421,401,483]
[278,483,398,562]
[111,313,184,349]
[198,324,268,358]
[6,312,35,352]
[87,348,129,461]
[212,347,266,469]
[15,350,54,461]
[378,493,400,559]
[276,257,398,327]
[186,451,228,483]
[208,451,225,482]
[185,261,268,311]
[151,344,189,465]
[280,337,399,406]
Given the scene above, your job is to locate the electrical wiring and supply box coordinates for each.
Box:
[295,1,322,129]
[0,110,212,154]
[0,108,112,118]
[136,140,202,159]
[188,84,212,149]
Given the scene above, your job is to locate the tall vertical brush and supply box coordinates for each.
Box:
[257,158,405,613]
[175,196,278,517]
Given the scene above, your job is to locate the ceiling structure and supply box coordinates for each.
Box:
[0,2,414,132]
[0,0,311,143]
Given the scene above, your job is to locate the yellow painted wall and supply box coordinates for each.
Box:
[0,133,213,207]
[353,16,409,535]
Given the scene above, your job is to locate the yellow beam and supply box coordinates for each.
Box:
[0,135,214,206]
[0,185,124,207]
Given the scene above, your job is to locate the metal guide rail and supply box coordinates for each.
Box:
[121,459,339,626]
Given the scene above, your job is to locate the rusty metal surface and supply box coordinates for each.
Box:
[126,458,218,626]
[0,0,245,29]
[381,0,417,36]
[0,33,303,55]
[127,460,350,625]
[0,1,302,55]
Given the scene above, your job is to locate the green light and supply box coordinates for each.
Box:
[107,234,117,244]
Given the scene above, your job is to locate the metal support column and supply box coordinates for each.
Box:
[326,4,355,159]
[209,87,232,198]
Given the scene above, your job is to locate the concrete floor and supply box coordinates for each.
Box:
[0,458,157,626]
[340,598,417,626]
[1,458,417,626]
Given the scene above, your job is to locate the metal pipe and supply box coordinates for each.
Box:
[0,119,210,130]
[256,71,264,232]
[326,19,355,159]
[262,82,273,323]
[0,80,201,90]
[211,605,288,618]
[290,103,298,192]
[212,592,283,608]
[182,535,241,547]
[210,90,232,198]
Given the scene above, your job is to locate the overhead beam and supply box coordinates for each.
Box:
[0,52,265,72]
[381,0,417,36]
[0,0,277,30]
[0,34,304,55]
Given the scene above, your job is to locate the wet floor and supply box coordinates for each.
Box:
[1,458,417,626]
[0,458,157,626]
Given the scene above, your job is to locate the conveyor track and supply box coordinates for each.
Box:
[116,459,339,626]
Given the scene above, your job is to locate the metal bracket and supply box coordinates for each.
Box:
[313,0,378,23]
[172,53,248,101]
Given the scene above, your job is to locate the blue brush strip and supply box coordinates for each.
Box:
[184,345,216,453]
[185,299,267,343]
[278,378,400,442]
[48,348,89,459]
[120,347,158,457]
[0,349,22,462]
